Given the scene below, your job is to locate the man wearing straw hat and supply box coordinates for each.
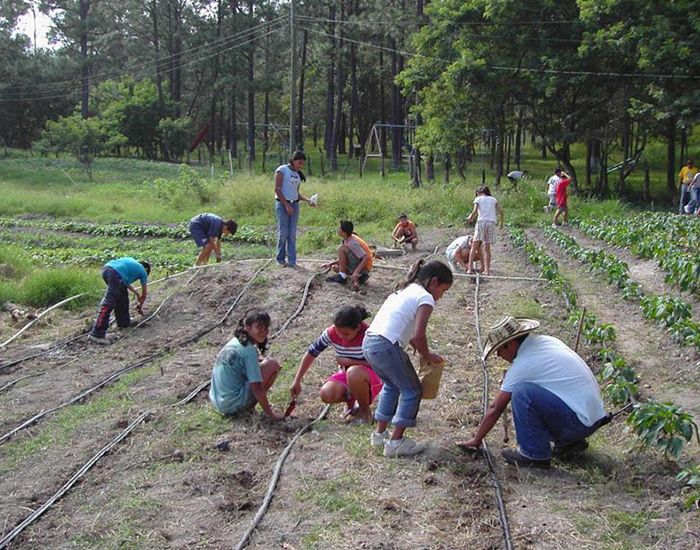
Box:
[457,316,607,469]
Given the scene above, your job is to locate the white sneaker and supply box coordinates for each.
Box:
[383,437,426,457]
[543,205,550,213]
[370,430,389,448]
[551,223,558,228]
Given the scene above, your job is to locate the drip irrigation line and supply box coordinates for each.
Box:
[233,404,332,550]
[0,258,273,372]
[0,293,87,350]
[0,260,271,446]
[0,372,46,395]
[472,273,514,550]
[269,272,321,340]
[134,269,203,330]
[0,410,151,550]
[174,379,212,407]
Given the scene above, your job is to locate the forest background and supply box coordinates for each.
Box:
[1,0,699,201]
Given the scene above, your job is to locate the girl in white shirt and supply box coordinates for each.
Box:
[466,185,503,275]
[363,260,453,457]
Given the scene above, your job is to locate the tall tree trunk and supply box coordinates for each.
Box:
[167,0,183,116]
[324,3,335,160]
[229,88,238,157]
[379,47,387,157]
[390,40,402,170]
[348,41,358,158]
[666,118,676,195]
[330,0,344,171]
[296,29,308,149]
[209,0,223,161]
[79,0,90,118]
[514,111,522,169]
[426,154,434,181]
[246,0,255,163]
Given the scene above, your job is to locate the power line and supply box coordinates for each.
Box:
[299,25,700,81]
[0,22,286,102]
[0,15,287,100]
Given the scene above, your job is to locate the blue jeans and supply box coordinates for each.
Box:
[91,267,130,337]
[276,201,299,266]
[363,334,422,427]
[679,184,690,214]
[686,187,700,214]
[510,382,599,460]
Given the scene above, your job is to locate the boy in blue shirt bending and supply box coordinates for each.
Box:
[89,257,150,345]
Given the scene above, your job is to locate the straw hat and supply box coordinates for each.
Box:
[482,316,540,360]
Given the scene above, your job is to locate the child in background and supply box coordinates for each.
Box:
[209,309,284,420]
[188,213,238,266]
[544,168,562,213]
[363,260,453,457]
[290,305,382,424]
[392,213,419,251]
[325,220,373,291]
[552,174,572,227]
[445,234,482,273]
[466,186,503,276]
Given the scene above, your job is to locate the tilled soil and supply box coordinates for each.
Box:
[0,226,697,549]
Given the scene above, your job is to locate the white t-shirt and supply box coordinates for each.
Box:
[275,164,301,201]
[690,172,700,189]
[547,175,560,197]
[446,236,471,261]
[367,283,435,347]
[474,195,498,223]
[501,335,606,427]
[507,170,525,180]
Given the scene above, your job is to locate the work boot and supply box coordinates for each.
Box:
[552,440,588,459]
[88,334,112,345]
[501,448,551,469]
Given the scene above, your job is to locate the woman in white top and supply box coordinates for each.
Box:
[362,260,453,457]
[466,185,504,276]
[274,151,314,267]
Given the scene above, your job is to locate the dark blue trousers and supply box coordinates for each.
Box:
[90,267,130,337]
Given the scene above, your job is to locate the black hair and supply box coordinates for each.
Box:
[398,213,408,220]
[339,220,354,235]
[395,259,453,291]
[475,185,491,196]
[554,167,563,174]
[234,308,271,353]
[333,305,370,328]
[224,219,238,235]
[139,261,151,275]
[289,151,307,182]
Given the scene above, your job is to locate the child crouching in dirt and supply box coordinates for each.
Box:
[445,235,482,273]
[324,220,374,291]
[290,305,382,424]
[392,213,418,251]
[466,186,503,276]
[363,260,452,457]
[209,309,284,420]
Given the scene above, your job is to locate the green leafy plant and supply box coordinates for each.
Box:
[676,465,700,509]
[628,402,700,461]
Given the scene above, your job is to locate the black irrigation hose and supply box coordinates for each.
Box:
[0,410,152,550]
[0,371,46,394]
[233,404,332,550]
[473,273,514,550]
[0,260,271,446]
[0,332,88,373]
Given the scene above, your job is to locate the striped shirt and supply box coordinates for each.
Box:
[307,322,368,361]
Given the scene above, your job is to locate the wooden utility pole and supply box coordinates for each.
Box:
[289,0,297,154]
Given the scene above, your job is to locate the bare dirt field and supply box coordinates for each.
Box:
[0,226,698,549]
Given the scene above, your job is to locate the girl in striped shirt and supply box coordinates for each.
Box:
[290,305,382,423]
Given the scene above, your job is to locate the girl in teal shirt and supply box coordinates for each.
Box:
[209,309,284,420]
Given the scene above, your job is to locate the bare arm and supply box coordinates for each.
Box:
[350,254,369,281]
[466,204,478,224]
[249,382,283,420]
[459,390,512,447]
[409,304,443,364]
[290,352,316,397]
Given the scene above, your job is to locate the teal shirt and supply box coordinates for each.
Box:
[105,257,148,286]
[209,337,262,415]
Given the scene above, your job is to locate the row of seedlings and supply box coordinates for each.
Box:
[508,226,700,508]
[543,226,700,351]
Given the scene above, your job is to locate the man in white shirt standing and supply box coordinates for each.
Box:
[457,316,609,469]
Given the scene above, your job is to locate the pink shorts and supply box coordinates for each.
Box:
[326,365,383,403]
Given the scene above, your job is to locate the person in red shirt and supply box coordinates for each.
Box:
[552,174,572,227]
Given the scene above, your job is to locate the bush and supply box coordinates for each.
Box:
[151,164,218,209]
[21,268,100,309]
